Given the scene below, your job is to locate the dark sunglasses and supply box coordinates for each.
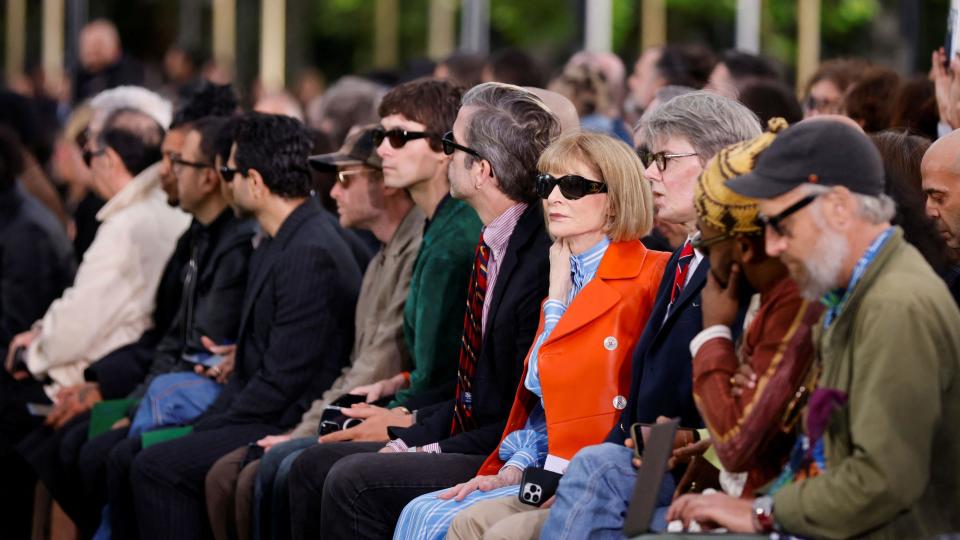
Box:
[758,194,819,237]
[690,230,732,254]
[440,131,483,160]
[171,157,212,171]
[82,147,107,167]
[372,128,435,149]
[535,173,608,200]
[638,150,698,172]
[218,165,248,182]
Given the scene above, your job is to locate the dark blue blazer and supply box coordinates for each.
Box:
[606,246,711,444]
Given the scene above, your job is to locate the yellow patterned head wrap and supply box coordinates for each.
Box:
[694,117,789,235]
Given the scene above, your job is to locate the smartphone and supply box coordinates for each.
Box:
[26,403,53,416]
[331,393,367,408]
[182,352,224,368]
[518,467,562,507]
[629,422,652,459]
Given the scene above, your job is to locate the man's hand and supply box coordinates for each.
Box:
[349,373,405,403]
[194,336,236,384]
[45,382,102,429]
[111,417,131,430]
[669,438,711,470]
[317,404,413,443]
[701,263,741,328]
[626,416,703,470]
[257,433,293,453]
[730,363,757,397]
[667,493,757,533]
[6,329,39,378]
[438,467,523,502]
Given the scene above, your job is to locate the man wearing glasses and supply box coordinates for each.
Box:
[670,117,960,539]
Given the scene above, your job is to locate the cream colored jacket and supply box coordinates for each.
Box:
[27,163,190,399]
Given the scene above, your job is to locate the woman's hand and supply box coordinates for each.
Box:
[349,373,405,403]
[548,239,572,302]
[437,467,524,502]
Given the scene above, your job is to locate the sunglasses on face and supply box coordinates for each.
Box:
[218,165,248,183]
[758,194,820,237]
[440,131,483,160]
[372,128,435,149]
[638,150,698,172]
[82,147,107,167]
[336,168,370,186]
[535,173,608,200]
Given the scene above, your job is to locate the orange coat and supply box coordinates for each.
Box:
[478,240,669,476]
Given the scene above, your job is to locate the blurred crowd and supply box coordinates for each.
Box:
[0,16,958,540]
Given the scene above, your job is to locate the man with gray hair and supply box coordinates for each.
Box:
[530,91,761,539]
[286,82,558,539]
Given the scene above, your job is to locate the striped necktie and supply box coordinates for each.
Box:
[451,236,491,434]
[670,240,695,305]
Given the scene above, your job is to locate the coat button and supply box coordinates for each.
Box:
[613,395,627,409]
[603,336,618,350]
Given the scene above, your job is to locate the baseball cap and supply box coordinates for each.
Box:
[725,119,884,199]
[308,124,381,171]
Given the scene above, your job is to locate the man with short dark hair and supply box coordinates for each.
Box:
[126,113,362,540]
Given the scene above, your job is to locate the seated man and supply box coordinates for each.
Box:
[285,83,558,540]
[669,120,960,537]
[532,92,761,539]
[118,113,362,540]
[203,124,424,540]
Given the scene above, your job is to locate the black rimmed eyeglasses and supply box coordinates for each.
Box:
[758,194,820,237]
[171,157,213,173]
[638,149,699,172]
[535,173,608,200]
[440,131,484,160]
[372,128,438,149]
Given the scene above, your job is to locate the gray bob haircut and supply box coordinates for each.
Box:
[461,82,561,203]
[639,91,762,163]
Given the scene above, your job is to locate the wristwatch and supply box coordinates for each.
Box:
[752,496,775,533]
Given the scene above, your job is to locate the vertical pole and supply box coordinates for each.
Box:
[428,0,457,60]
[796,0,821,95]
[373,0,399,68]
[213,0,237,78]
[585,0,613,52]
[43,0,66,94]
[641,0,667,51]
[736,0,761,53]
[5,0,26,83]
[260,0,286,92]
[460,0,490,55]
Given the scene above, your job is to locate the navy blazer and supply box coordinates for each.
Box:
[607,246,711,443]
[390,203,551,455]
[195,198,362,431]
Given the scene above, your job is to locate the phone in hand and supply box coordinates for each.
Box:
[630,422,651,459]
[518,467,562,507]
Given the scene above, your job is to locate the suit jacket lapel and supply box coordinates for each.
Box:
[659,257,709,330]
[543,278,620,344]
[236,240,275,340]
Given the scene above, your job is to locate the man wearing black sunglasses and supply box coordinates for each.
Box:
[288,82,560,539]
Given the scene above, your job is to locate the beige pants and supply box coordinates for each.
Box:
[445,495,550,540]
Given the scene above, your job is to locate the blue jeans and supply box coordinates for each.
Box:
[129,372,221,437]
[253,437,315,540]
[540,443,674,539]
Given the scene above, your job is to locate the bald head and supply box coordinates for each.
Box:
[80,19,121,72]
[922,129,960,254]
[524,87,580,135]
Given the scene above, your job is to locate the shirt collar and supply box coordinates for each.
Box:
[482,202,527,255]
[570,236,610,289]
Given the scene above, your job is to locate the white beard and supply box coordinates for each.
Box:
[799,226,848,301]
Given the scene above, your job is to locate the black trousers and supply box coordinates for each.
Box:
[129,423,281,540]
[0,370,51,539]
[287,442,485,540]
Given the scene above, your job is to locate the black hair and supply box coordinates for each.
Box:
[171,80,238,129]
[656,44,716,89]
[487,48,546,88]
[213,115,241,166]
[0,126,25,192]
[190,116,229,163]
[233,113,313,199]
[98,108,165,176]
[720,50,780,81]
[737,80,802,125]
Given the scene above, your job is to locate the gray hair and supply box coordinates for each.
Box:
[639,91,761,162]
[89,86,172,130]
[461,82,561,203]
[802,183,896,225]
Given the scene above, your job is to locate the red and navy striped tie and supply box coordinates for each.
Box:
[451,236,490,434]
[669,240,695,308]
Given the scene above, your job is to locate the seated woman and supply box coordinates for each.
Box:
[392,131,670,540]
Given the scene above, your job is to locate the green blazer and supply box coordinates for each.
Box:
[393,197,482,408]
[774,228,960,539]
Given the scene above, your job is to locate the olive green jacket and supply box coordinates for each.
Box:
[774,228,960,539]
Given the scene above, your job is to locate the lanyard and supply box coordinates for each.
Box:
[822,227,894,328]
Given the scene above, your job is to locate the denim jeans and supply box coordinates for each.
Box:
[539,442,674,539]
[252,437,315,540]
[129,372,222,437]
